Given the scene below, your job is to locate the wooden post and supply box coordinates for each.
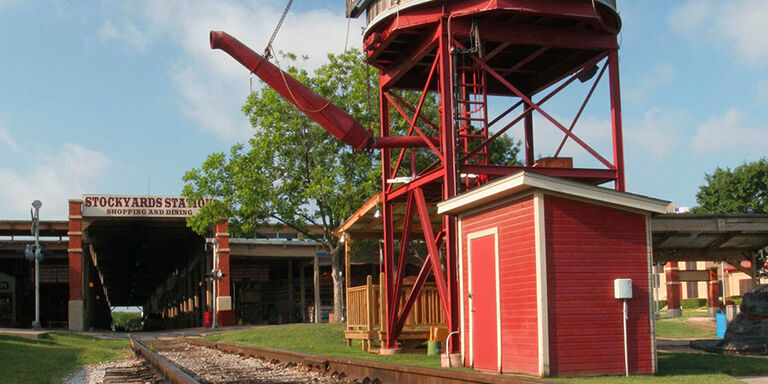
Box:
[379,272,385,332]
[345,234,351,328]
[314,253,320,323]
[365,274,373,351]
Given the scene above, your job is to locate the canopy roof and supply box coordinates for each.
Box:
[652,214,768,266]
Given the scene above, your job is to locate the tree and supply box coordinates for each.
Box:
[694,158,768,214]
[183,49,379,320]
[183,49,522,320]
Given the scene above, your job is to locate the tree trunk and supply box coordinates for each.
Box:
[330,245,344,322]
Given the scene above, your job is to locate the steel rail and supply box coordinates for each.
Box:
[128,337,200,384]
[186,338,543,384]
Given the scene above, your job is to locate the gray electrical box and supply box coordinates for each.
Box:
[614,278,633,299]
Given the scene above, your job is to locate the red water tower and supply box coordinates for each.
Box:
[347,0,623,353]
[211,0,624,356]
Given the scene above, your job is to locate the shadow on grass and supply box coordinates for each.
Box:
[657,352,768,377]
[0,334,59,346]
[0,340,80,384]
[0,333,130,384]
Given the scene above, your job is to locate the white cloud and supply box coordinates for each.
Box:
[0,120,19,152]
[625,108,689,162]
[97,19,152,52]
[624,64,675,104]
[668,0,768,66]
[96,1,366,140]
[692,108,768,154]
[0,144,110,219]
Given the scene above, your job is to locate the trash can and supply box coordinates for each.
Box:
[716,312,727,339]
[204,311,213,328]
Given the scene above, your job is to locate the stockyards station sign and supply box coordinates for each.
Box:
[82,195,212,218]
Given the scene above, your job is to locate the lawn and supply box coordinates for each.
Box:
[655,310,717,339]
[204,323,768,384]
[204,323,448,368]
[0,333,130,384]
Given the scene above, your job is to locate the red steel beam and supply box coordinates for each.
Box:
[380,26,439,89]
[608,49,626,191]
[554,62,607,157]
[390,192,414,332]
[414,188,449,316]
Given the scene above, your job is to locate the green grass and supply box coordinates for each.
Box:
[205,323,768,384]
[655,310,717,339]
[0,333,130,384]
[204,323,450,369]
[553,352,768,383]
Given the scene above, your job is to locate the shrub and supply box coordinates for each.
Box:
[658,300,667,309]
[681,298,707,309]
[726,296,743,306]
[112,312,143,331]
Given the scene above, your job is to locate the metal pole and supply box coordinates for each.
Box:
[721,262,726,306]
[622,300,629,377]
[654,272,660,319]
[212,238,218,328]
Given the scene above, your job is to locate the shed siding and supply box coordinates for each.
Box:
[461,196,538,375]
[544,195,653,376]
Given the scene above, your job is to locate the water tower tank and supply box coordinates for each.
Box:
[348,0,621,96]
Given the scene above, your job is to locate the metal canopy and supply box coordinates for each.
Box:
[652,214,768,268]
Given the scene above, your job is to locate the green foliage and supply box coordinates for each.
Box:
[488,134,522,166]
[659,300,667,309]
[0,333,129,383]
[681,298,708,309]
[694,158,768,214]
[111,311,142,331]
[726,296,743,306]
[183,49,379,245]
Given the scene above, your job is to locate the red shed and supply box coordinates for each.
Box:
[437,172,671,377]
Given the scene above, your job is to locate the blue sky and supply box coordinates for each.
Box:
[0,0,766,219]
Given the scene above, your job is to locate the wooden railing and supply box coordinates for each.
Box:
[345,273,444,350]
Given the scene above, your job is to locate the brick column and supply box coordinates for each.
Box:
[665,261,682,318]
[707,267,721,317]
[215,221,234,326]
[67,199,85,331]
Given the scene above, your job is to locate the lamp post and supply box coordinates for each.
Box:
[206,238,223,329]
[31,200,42,329]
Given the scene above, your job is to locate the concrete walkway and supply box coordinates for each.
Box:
[0,328,50,338]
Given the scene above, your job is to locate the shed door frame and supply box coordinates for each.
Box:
[467,227,501,372]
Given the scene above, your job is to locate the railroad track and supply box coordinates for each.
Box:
[127,336,542,384]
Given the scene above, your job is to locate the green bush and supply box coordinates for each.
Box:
[681,298,707,309]
[658,300,667,309]
[726,296,743,306]
[112,312,142,331]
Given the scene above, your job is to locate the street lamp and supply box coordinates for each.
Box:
[31,200,42,329]
[205,238,225,328]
